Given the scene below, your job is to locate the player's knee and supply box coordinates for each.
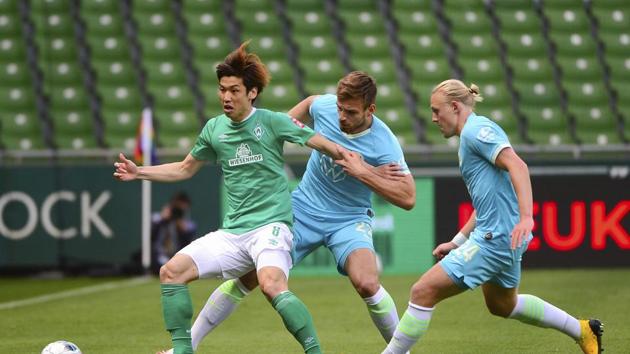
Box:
[485,300,512,318]
[410,279,436,306]
[259,278,285,299]
[159,262,181,283]
[352,276,380,297]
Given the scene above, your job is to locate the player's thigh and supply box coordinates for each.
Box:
[439,239,510,290]
[345,249,379,288]
[481,282,518,317]
[178,230,252,280]
[327,220,374,275]
[291,207,326,265]
[160,253,199,284]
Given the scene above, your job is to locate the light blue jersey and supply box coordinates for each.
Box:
[292,94,410,217]
[458,113,521,250]
[290,94,410,273]
[441,112,531,289]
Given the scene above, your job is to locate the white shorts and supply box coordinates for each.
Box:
[177,222,294,280]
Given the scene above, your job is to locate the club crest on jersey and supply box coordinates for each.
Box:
[320,155,346,182]
[476,126,496,143]
[290,117,305,128]
[228,143,263,166]
[253,122,264,140]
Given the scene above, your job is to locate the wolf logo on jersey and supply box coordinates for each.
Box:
[320,154,346,182]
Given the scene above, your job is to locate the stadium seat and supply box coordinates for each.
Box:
[0,62,30,85]
[81,0,119,13]
[188,35,232,63]
[50,109,97,149]
[132,0,171,12]
[351,58,397,84]
[87,36,131,60]
[521,105,573,145]
[82,13,125,36]
[549,32,597,57]
[134,12,177,36]
[406,57,452,86]
[48,86,90,111]
[606,57,630,81]
[31,0,69,13]
[513,81,562,106]
[234,0,275,12]
[144,61,186,86]
[592,6,630,34]
[259,84,301,112]
[285,0,323,11]
[494,7,540,33]
[391,0,432,11]
[477,104,519,135]
[300,58,346,86]
[31,14,74,36]
[37,37,78,61]
[98,85,143,110]
[556,57,603,81]
[102,108,140,149]
[92,60,136,86]
[338,9,384,35]
[501,32,548,56]
[451,33,499,57]
[43,61,83,86]
[150,85,195,111]
[183,11,227,35]
[599,33,630,57]
[155,109,199,135]
[0,110,45,150]
[374,83,406,109]
[266,59,294,84]
[508,56,555,82]
[459,57,504,82]
[392,8,437,34]
[286,9,332,35]
[563,82,608,107]
[446,8,493,33]
[0,12,21,36]
[293,34,338,59]
[0,87,36,110]
[183,0,222,12]
[137,36,180,61]
[544,8,590,33]
[244,36,287,61]
[399,33,446,58]
[477,81,512,107]
[237,10,281,34]
[346,34,390,58]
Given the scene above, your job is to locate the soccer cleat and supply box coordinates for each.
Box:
[577,319,604,354]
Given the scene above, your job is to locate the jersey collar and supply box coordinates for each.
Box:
[342,128,371,139]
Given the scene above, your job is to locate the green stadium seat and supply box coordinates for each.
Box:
[374,83,405,109]
[183,11,226,35]
[399,33,445,58]
[550,33,598,57]
[392,0,432,11]
[31,14,74,36]
[0,12,21,36]
[300,58,345,85]
[287,9,332,35]
[133,0,171,12]
[508,56,554,82]
[412,82,436,109]
[600,33,630,57]
[477,104,520,137]
[236,10,281,34]
[592,7,630,34]
[572,105,618,130]
[260,84,301,112]
[0,38,26,61]
[203,95,224,118]
[0,62,30,85]
[138,36,180,60]
[424,126,459,147]
[338,10,384,34]
[337,0,378,11]
[501,32,547,56]
[459,57,505,82]
[514,82,561,106]
[144,61,186,86]
[0,0,17,12]
[159,133,198,150]
[98,85,143,110]
[606,57,630,81]
[81,0,119,13]
[50,109,97,149]
[155,109,199,135]
[0,110,45,150]
[294,34,337,58]
[82,13,125,36]
[495,8,540,33]
[446,9,493,33]
[392,8,437,34]
[44,61,83,86]
[346,34,391,57]
[352,59,397,84]
[557,57,603,81]
[31,0,69,13]
[150,85,195,110]
[189,35,232,63]
[37,37,78,61]
[394,130,419,147]
[48,86,90,110]
[544,8,590,33]
[285,0,324,11]
[93,60,136,86]
[477,82,512,107]
[234,0,274,12]
[303,81,338,96]
[134,12,176,35]
[443,0,485,11]
[451,33,499,57]
[102,109,140,150]
[563,82,608,106]
[87,36,131,60]
[521,106,573,145]
[577,130,623,145]
[378,107,415,137]
[0,87,36,110]
[407,57,452,85]
[244,35,287,61]
[266,59,294,84]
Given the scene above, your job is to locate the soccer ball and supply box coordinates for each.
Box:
[41,341,82,354]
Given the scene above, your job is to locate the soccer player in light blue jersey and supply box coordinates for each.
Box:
[382,79,603,354]
[157,72,417,354]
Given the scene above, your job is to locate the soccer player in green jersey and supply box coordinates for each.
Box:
[114,42,344,354]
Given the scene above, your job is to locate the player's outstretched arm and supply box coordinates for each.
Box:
[113,153,204,182]
[335,147,416,210]
[288,95,319,125]
[495,148,534,249]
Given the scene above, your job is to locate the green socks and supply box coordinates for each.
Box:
[161,284,193,354]
[272,291,322,354]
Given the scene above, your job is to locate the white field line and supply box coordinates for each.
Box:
[0,276,152,310]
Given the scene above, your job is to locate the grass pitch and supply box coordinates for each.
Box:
[1,269,629,353]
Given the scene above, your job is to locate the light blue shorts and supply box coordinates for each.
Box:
[291,205,375,275]
[440,238,528,290]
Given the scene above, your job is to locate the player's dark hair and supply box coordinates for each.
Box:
[336,71,377,108]
[216,41,270,102]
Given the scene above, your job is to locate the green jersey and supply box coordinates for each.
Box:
[190,108,316,234]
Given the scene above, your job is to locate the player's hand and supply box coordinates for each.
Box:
[113,153,139,181]
[432,242,458,260]
[510,216,534,250]
[335,145,368,177]
[373,163,406,180]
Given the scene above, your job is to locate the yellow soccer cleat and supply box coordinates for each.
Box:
[577,319,604,354]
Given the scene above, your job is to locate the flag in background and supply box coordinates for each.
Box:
[134,108,158,165]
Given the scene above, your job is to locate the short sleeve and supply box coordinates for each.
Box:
[376,130,411,174]
[190,120,217,162]
[271,112,316,146]
[466,123,511,164]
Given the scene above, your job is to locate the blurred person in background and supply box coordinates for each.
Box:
[152,191,197,272]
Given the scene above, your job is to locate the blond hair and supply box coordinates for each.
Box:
[432,79,483,109]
